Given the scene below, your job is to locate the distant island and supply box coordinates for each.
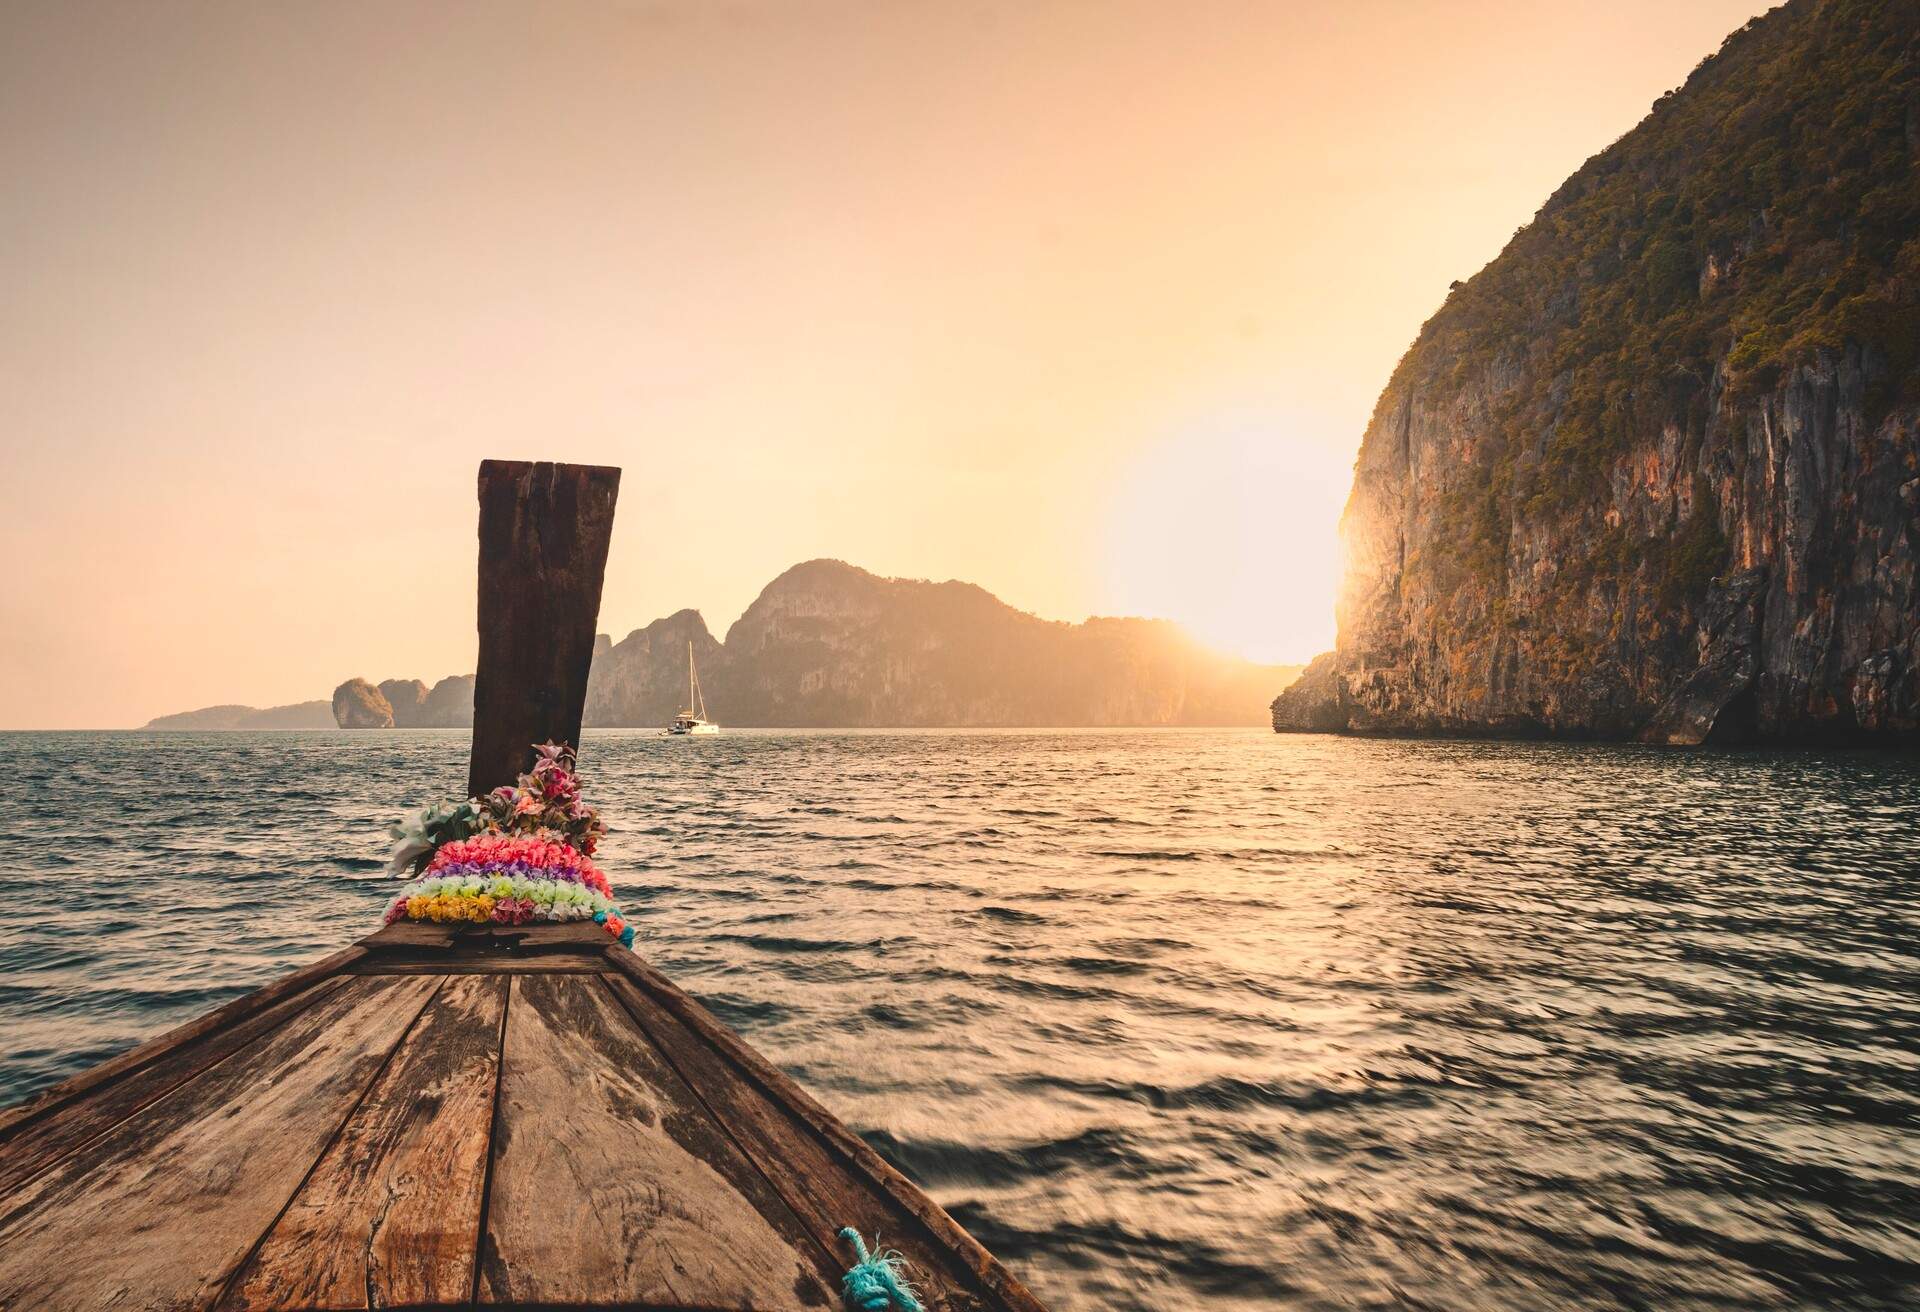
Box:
[150,560,1300,730]
[1277,0,1919,746]
[144,701,337,731]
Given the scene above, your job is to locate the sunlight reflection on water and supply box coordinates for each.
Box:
[2,729,1917,1310]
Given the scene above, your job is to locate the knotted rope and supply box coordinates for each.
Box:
[838,1227,923,1311]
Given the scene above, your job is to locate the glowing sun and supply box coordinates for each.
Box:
[1100,414,1349,665]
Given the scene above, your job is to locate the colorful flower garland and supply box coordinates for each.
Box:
[381,743,635,949]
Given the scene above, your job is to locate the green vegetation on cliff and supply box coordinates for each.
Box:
[1303,0,1920,743]
[1405,0,1918,579]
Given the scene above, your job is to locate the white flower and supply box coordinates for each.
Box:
[384,809,435,878]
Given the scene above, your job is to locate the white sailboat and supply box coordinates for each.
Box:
[667,640,719,735]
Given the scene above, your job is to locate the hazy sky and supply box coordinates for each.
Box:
[1,0,1769,728]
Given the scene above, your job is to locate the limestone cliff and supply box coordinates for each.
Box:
[583,609,726,729]
[1277,0,1918,745]
[311,675,473,728]
[330,678,394,729]
[377,679,429,727]
[417,675,476,727]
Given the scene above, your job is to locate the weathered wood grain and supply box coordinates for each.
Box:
[360,920,614,957]
[351,956,613,975]
[356,922,619,975]
[0,976,352,1200]
[358,920,465,952]
[0,943,368,1140]
[0,974,440,1312]
[604,951,1048,1312]
[466,459,620,797]
[492,921,623,953]
[479,974,837,1309]
[220,973,506,1312]
[603,975,986,1312]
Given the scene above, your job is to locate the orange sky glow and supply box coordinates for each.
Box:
[0,0,1771,727]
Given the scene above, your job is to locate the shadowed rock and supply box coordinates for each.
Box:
[378,679,430,727]
[420,674,476,727]
[1270,653,1349,733]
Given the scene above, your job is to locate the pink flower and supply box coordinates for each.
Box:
[490,896,537,925]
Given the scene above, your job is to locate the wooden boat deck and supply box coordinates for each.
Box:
[0,923,1043,1312]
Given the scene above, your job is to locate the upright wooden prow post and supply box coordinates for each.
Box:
[467,459,621,798]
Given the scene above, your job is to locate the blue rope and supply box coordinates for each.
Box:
[838,1227,923,1311]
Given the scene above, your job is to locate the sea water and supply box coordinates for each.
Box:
[1,729,1915,1310]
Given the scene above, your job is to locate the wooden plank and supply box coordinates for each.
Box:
[359,920,466,951]
[349,957,612,975]
[359,921,614,958]
[493,921,625,953]
[220,974,507,1312]
[604,951,1048,1312]
[467,459,621,796]
[603,976,986,1312]
[0,943,368,1140]
[0,974,441,1312]
[0,976,352,1199]
[479,974,837,1309]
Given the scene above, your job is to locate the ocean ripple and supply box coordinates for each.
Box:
[1,728,1917,1310]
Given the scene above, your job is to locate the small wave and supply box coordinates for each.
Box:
[716,932,885,954]
[1052,955,1151,977]
[861,1124,1146,1188]
[1091,936,1193,957]
[1019,1071,1441,1114]
[942,1206,1304,1302]
[997,976,1128,1004]
[697,992,790,1029]
[977,905,1047,924]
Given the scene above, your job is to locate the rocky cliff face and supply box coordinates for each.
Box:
[324,674,472,727]
[1277,0,1919,745]
[331,678,394,728]
[377,679,429,726]
[418,675,476,727]
[583,609,726,729]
